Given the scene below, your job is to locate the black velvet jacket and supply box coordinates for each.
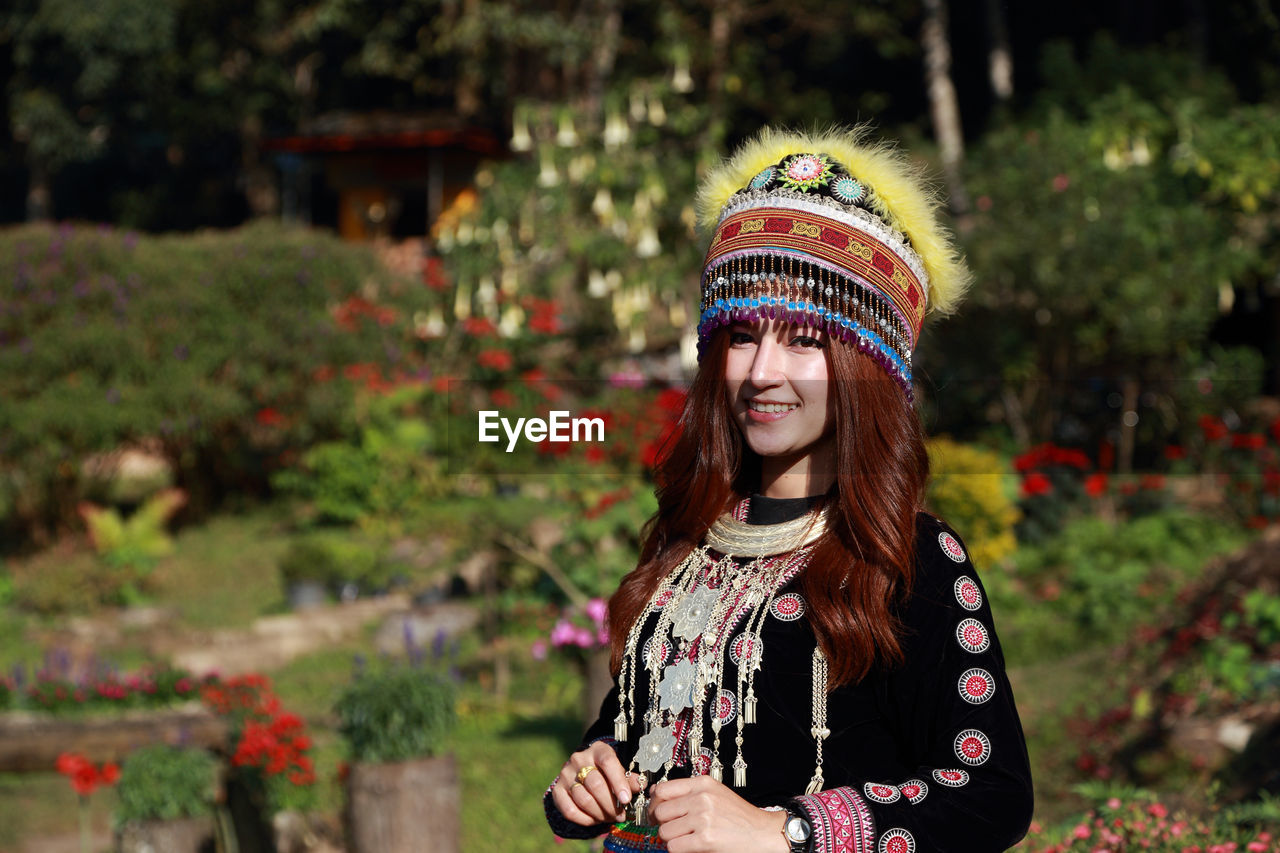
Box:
[545,497,1034,852]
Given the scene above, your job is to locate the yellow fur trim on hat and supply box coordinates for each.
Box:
[695,125,972,317]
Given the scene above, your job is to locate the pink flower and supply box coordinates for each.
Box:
[531,640,548,661]
[550,620,576,647]
[1052,174,1070,192]
[585,598,608,625]
[1074,823,1093,840]
[596,628,610,646]
[1147,803,1168,819]
[572,627,595,648]
[1107,797,1122,810]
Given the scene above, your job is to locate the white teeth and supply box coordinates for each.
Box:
[749,401,798,414]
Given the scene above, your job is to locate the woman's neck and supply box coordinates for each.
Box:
[758,438,836,498]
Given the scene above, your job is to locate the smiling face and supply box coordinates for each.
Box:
[723,319,836,495]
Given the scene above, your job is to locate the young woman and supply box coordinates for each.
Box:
[544,127,1034,853]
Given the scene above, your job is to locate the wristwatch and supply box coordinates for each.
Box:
[780,806,813,853]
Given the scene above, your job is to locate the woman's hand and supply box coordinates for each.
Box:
[550,740,645,827]
[648,776,790,853]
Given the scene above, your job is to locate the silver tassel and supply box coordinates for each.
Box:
[744,688,757,724]
[805,773,824,795]
[710,757,723,783]
[733,755,748,787]
[614,711,627,741]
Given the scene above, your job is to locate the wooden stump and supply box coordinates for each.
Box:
[116,815,216,853]
[582,648,614,728]
[344,754,459,853]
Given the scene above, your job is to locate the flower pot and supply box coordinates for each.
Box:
[344,753,459,853]
[116,815,215,853]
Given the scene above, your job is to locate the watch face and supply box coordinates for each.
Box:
[785,816,811,842]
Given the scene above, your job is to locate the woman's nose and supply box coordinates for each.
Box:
[749,338,784,386]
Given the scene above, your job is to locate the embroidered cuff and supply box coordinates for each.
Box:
[543,737,621,840]
[791,787,876,853]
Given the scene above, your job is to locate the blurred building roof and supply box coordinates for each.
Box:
[263,111,503,155]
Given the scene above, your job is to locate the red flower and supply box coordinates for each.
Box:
[1199,414,1229,442]
[655,388,688,414]
[1021,472,1052,497]
[490,389,516,408]
[477,349,513,371]
[463,317,496,337]
[1139,474,1166,491]
[100,763,120,786]
[1271,415,1280,444]
[584,446,606,465]
[1163,444,1186,461]
[1097,440,1114,472]
[1084,473,1108,497]
[255,407,286,427]
[1231,433,1265,451]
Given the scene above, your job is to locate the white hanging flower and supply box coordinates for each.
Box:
[510,110,532,153]
[537,149,559,187]
[635,225,661,258]
[672,53,694,93]
[604,110,630,148]
[588,270,608,298]
[648,98,666,127]
[592,188,614,220]
[556,111,579,147]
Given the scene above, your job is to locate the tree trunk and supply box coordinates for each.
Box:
[985,0,1013,103]
[704,0,740,150]
[345,755,460,853]
[25,160,52,222]
[921,0,971,219]
[583,0,621,123]
[240,115,279,219]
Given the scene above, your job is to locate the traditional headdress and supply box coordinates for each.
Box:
[695,126,972,397]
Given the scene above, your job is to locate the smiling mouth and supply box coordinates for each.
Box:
[747,401,799,414]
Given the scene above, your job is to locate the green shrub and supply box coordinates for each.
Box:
[988,510,1248,664]
[926,437,1020,569]
[0,221,429,548]
[335,665,457,763]
[277,532,389,598]
[114,744,217,824]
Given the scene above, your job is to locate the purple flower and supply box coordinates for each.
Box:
[585,598,608,625]
[573,626,595,648]
[173,345,189,361]
[531,640,548,661]
[106,388,120,404]
[123,232,138,250]
[74,280,91,298]
[608,370,645,389]
[596,627,610,646]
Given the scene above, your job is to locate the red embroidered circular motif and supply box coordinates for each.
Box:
[958,668,995,705]
[898,780,928,804]
[932,769,970,787]
[953,576,982,611]
[769,592,806,622]
[714,690,738,726]
[938,531,967,563]
[654,590,675,609]
[954,729,992,766]
[863,782,900,804]
[878,828,915,853]
[729,632,763,669]
[693,748,714,776]
[643,636,671,668]
[956,618,991,653]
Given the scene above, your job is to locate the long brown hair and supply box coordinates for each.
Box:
[607,327,930,688]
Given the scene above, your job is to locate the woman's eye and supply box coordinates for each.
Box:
[790,335,824,349]
[729,331,755,345]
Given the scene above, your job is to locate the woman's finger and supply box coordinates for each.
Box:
[590,742,635,805]
[551,779,600,827]
[567,776,611,822]
[577,762,624,820]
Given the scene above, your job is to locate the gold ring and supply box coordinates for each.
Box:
[576,765,597,784]
[570,781,583,789]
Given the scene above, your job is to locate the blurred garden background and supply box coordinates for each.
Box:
[1,1,1279,851]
